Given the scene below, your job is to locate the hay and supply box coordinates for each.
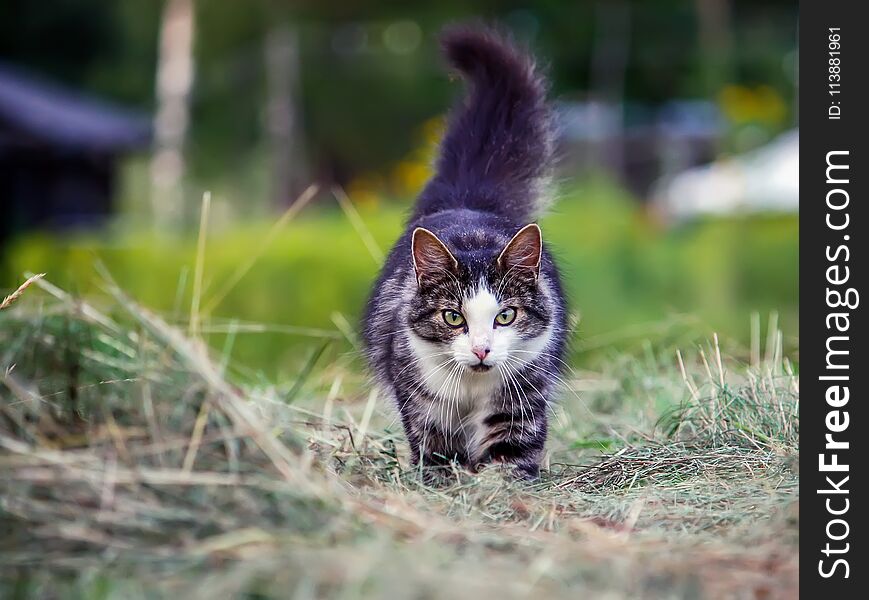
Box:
[0,277,798,599]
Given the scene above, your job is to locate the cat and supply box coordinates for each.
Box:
[363,26,567,480]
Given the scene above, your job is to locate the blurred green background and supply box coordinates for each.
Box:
[1,1,798,378]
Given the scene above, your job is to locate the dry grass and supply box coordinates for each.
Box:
[0,276,798,599]
[0,273,44,311]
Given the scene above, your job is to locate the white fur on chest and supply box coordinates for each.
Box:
[409,336,501,441]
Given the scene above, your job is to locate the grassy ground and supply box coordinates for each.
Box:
[0,273,798,599]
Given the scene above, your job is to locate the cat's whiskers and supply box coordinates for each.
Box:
[393,349,453,381]
[503,356,547,427]
[396,356,455,415]
[503,353,595,419]
[420,360,462,464]
[442,362,459,442]
[383,353,455,430]
[498,361,529,438]
[502,355,565,428]
[450,365,472,447]
[508,348,576,374]
[450,365,473,451]
[505,360,536,435]
[437,362,461,440]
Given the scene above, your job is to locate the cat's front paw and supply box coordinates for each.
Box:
[511,461,540,481]
[471,451,540,481]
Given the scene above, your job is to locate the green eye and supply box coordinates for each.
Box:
[443,310,465,327]
[495,307,517,326]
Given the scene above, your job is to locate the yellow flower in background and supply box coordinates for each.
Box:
[390,116,443,198]
[719,84,788,126]
[347,173,385,209]
[420,116,445,149]
[348,116,443,205]
[392,160,431,197]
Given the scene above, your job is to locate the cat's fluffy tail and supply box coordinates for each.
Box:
[413,26,554,223]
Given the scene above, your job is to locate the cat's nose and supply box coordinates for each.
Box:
[472,347,490,362]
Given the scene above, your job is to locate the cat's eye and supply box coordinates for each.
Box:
[495,307,517,326]
[442,310,465,328]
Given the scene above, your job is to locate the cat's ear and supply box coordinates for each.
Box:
[498,223,542,280]
[411,227,458,285]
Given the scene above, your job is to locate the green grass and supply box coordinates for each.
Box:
[0,274,798,599]
[4,179,798,377]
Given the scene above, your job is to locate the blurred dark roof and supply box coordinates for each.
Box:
[0,62,151,153]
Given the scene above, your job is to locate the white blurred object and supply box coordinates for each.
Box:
[653,129,798,221]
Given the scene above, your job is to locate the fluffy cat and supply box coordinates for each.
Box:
[363,26,567,480]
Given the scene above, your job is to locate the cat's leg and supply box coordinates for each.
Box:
[407,426,468,487]
[405,417,471,484]
[397,395,448,466]
[396,384,471,479]
[415,424,470,466]
[476,401,548,480]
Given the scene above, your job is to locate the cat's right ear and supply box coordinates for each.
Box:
[411,228,458,286]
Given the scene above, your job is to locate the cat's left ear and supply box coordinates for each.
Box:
[412,227,458,286]
[498,223,542,280]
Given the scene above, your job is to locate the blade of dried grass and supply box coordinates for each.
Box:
[182,398,211,474]
[201,183,319,316]
[189,191,212,338]
[0,273,45,311]
[333,185,384,264]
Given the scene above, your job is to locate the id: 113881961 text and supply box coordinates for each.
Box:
[828,28,842,119]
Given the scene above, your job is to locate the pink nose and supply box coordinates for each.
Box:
[472,347,490,362]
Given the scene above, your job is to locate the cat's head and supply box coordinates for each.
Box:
[407,224,554,374]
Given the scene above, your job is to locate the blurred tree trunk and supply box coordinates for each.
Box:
[591,0,631,174]
[150,0,196,228]
[695,0,734,96]
[264,25,307,208]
